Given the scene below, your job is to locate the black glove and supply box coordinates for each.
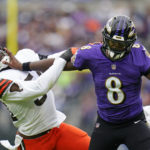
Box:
[60,48,73,62]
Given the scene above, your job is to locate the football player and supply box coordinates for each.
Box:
[0,48,90,150]
[4,15,150,150]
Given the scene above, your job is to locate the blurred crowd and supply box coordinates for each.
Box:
[0,0,150,149]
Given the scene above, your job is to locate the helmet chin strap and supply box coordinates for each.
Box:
[0,55,10,71]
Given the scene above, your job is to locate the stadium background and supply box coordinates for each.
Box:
[0,0,150,150]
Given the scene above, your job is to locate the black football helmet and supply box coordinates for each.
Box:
[102,15,137,61]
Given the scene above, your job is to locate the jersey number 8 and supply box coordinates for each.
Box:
[105,76,125,104]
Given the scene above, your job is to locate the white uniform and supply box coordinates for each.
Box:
[0,49,66,149]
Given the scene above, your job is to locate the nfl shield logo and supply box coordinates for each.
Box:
[111,64,116,70]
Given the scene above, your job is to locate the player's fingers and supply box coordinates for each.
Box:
[2,60,16,70]
[3,48,13,57]
[2,60,10,65]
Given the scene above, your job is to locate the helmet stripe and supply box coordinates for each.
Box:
[121,19,125,36]
[115,17,126,38]
[115,17,124,36]
[115,18,122,35]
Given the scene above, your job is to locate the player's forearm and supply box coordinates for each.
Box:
[64,62,77,71]
[29,58,55,72]
[5,47,77,71]
[28,58,77,72]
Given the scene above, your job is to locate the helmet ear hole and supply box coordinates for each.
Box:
[102,15,137,61]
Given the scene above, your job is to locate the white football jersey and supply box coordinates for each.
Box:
[0,49,66,136]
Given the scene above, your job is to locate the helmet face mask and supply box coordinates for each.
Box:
[102,15,137,61]
[0,50,10,71]
[107,39,127,51]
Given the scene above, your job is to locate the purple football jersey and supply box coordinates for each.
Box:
[73,42,150,123]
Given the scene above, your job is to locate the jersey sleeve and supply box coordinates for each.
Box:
[2,58,66,102]
[47,50,66,59]
[72,45,91,70]
[0,79,13,98]
[47,47,78,59]
[139,45,150,75]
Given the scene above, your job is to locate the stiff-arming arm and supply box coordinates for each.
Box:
[3,49,75,101]
[3,48,77,72]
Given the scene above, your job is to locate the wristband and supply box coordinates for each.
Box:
[22,62,31,71]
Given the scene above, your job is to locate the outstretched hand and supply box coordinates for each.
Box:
[2,48,22,70]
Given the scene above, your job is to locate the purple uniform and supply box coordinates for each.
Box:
[73,42,150,123]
